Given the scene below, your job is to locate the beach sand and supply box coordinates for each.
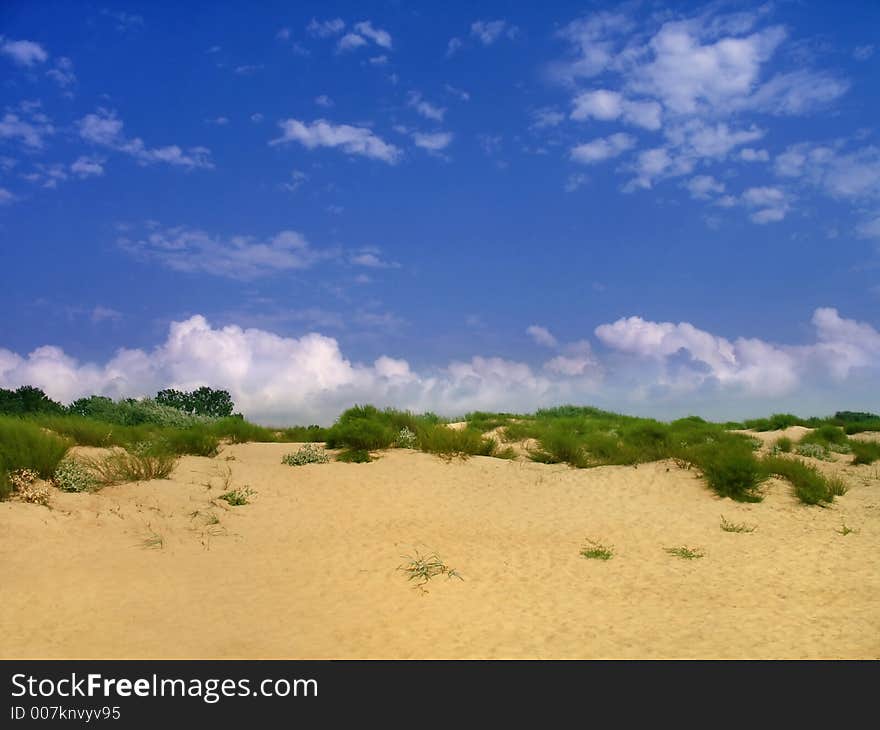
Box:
[2,435,878,659]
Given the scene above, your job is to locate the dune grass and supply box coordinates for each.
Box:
[851,440,880,465]
[79,448,178,486]
[761,456,836,506]
[580,539,614,560]
[0,416,71,479]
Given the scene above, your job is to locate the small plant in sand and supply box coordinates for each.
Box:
[140,528,164,549]
[665,546,705,560]
[10,468,51,506]
[53,458,98,493]
[720,515,757,533]
[396,426,418,449]
[580,538,614,560]
[795,443,831,461]
[398,550,463,591]
[219,485,254,506]
[336,448,372,463]
[836,521,858,536]
[282,444,330,466]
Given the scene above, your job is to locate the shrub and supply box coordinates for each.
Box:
[533,427,589,467]
[0,416,70,478]
[275,425,328,442]
[761,456,833,506]
[685,441,765,502]
[851,441,880,465]
[11,470,51,506]
[53,459,98,492]
[801,424,848,448]
[325,418,395,451]
[396,426,418,449]
[417,424,495,459]
[159,428,220,457]
[773,436,793,453]
[795,442,830,461]
[219,486,254,505]
[336,448,372,463]
[282,444,330,466]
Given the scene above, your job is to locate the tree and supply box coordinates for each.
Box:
[155,387,235,418]
[0,385,64,415]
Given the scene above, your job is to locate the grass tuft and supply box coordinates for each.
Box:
[665,545,705,560]
[580,539,614,560]
[720,515,757,533]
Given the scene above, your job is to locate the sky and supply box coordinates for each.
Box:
[1,0,879,425]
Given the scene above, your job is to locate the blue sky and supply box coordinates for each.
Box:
[1,0,879,424]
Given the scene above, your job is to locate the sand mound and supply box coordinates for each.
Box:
[2,443,878,659]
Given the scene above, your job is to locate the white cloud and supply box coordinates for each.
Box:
[775,142,880,200]
[444,84,470,102]
[315,95,333,108]
[407,92,446,122]
[118,226,328,280]
[46,57,76,89]
[742,186,789,223]
[270,118,401,163]
[527,325,557,348]
[570,89,662,130]
[307,18,345,38]
[446,38,463,57]
[412,131,453,152]
[353,21,392,49]
[853,45,874,61]
[0,187,15,205]
[470,20,519,45]
[0,309,876,424]
[0,109,54,150]
[337,33,368,52]
[350,251,399,269]
[530,107,565,130]
[280,169,308,193]
[739,147,768,162]
[686,175,725,200]
[250,113,263,123]
[0,38,48,66]
[571,132,635,164]
[70,156,104,178]
[369,55,388,66]
[78,108,213,169]
[276,28,291,41]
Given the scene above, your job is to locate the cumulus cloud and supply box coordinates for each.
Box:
[270,118,401,163]
[117,225,330,280]
[411,131,453,152]
[571,132,635,164]
[774,142,880,200]
[407,92,445,122]
[686,175,725,200]
[0,102,54,150]
[307,18,345,38]
[77,108,213,169]
[742,186,789,223]
[0,38,48,66]
[470,20,518,45]
[571,89,662,130]
[527,325,558,348]
[70,156,104,178]
[353,21,392,49]
[0,309,876,424]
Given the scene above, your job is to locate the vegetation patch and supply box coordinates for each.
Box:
[720,515,757,533]
[580,539,614,560]
[665,546,705,560]
[282,444,330,466]
[53,459,98,493]
[219,486,254,506]
[398,550,462,591]
[761,456,835,506]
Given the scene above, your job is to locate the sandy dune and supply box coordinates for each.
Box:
[2,441,878,659]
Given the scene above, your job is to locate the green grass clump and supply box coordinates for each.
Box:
[336,448,372,463]
[773,436,793,453]
[398,550,462,590]
[720,515,757,533]
[851,441,880,465]
[580,539,614,560]
[219,486,254,505]
[665,546,704,559]
[0,465,12,500]
[53,458,98,492]
[761,456,834,506]
[282,444,330,466]
[274,424,328,442]
[801,424,848,448]
[80,447,177,486]
[416,424,496,459]
[684,440,766,502]
[464,411,520,432]
[0,416,71,478]
[158,428,220,457]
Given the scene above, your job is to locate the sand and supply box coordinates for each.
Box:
[2,438,878,659]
